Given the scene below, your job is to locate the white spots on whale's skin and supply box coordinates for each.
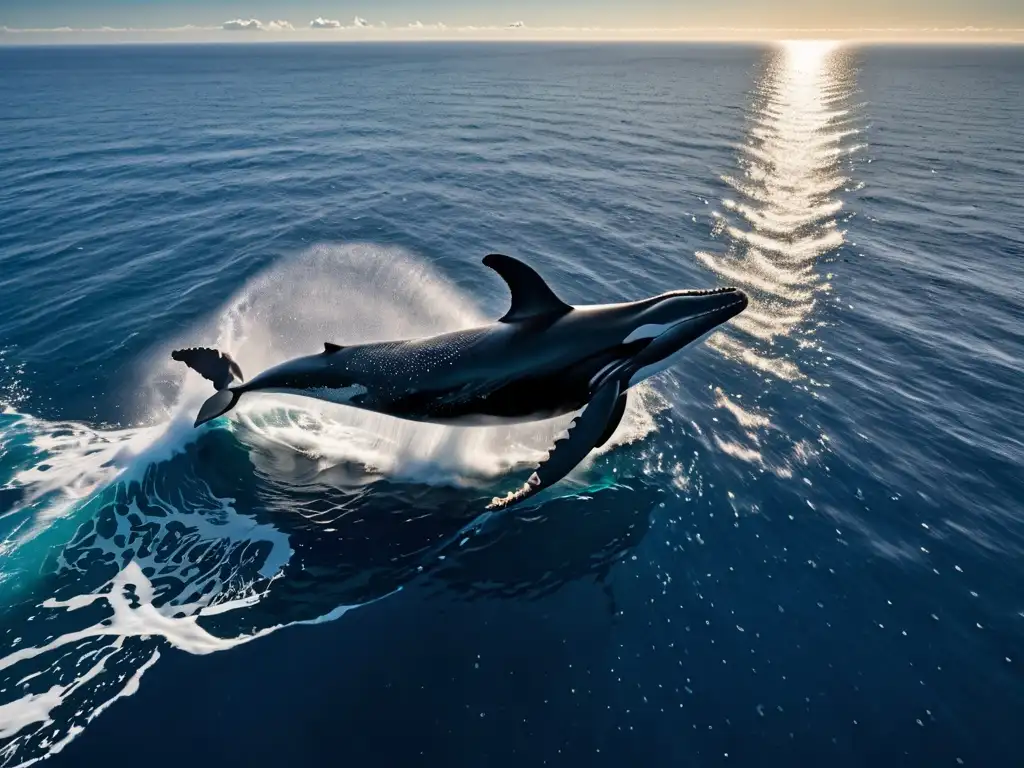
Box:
[337,330,487,385]
[308,384,369,404]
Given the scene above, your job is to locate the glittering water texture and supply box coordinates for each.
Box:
[0,42,1022,767]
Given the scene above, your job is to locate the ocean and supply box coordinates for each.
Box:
[0,41,1022,766]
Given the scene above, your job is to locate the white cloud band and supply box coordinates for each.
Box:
[222,19,294,32]
[2,23,1022,41]
[310,17,343,29]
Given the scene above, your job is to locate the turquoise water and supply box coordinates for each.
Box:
[0,42,1022,766]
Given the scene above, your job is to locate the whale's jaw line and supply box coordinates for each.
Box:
[624,289,748,386]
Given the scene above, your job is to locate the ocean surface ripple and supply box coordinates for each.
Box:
[0,42,1022,767]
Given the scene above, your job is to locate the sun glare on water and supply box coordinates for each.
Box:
[696,39,861,478]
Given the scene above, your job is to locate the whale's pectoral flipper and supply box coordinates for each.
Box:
[596,392,628,449]
[483,253,573,323]
[171,347,244,428]
[488,379,622,511]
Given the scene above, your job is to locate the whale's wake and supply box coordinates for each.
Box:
[0,244,664,766]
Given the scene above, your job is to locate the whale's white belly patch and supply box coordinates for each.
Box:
[622,322,672,344]
[628,347,688,387]
[264,385,369,404]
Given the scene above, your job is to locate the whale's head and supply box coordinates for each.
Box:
[618,287,748,385]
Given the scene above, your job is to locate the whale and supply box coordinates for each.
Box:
[172,253,747,509]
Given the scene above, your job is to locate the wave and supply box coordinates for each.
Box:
[0,243,664,765]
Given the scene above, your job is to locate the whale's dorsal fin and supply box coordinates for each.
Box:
[323,342,344,354]
[483,253,572,323]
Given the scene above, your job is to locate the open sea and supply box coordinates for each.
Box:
[0,41,1022,767]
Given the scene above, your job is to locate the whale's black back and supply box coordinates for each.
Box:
[319,320,623,424]
[240,304,643,426]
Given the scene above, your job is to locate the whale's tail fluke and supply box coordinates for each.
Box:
[190,389,239,427]
[171,347,244,427]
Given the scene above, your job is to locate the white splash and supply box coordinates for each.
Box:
[193,242,661,488]
[0,242,664,764]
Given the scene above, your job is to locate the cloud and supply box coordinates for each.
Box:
[1,22,1023,42]
[221,18,293,31]
[310,17,342,29]
[222,19,263,31]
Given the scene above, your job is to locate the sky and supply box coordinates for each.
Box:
[1,0,1022,44]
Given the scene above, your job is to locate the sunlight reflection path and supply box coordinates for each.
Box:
[698,40,861,478]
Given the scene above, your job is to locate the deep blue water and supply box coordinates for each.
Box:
[1,42,1023,767]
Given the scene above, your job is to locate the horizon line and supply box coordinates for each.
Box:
[1,22,1023,46]
[2,34,1023,47]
